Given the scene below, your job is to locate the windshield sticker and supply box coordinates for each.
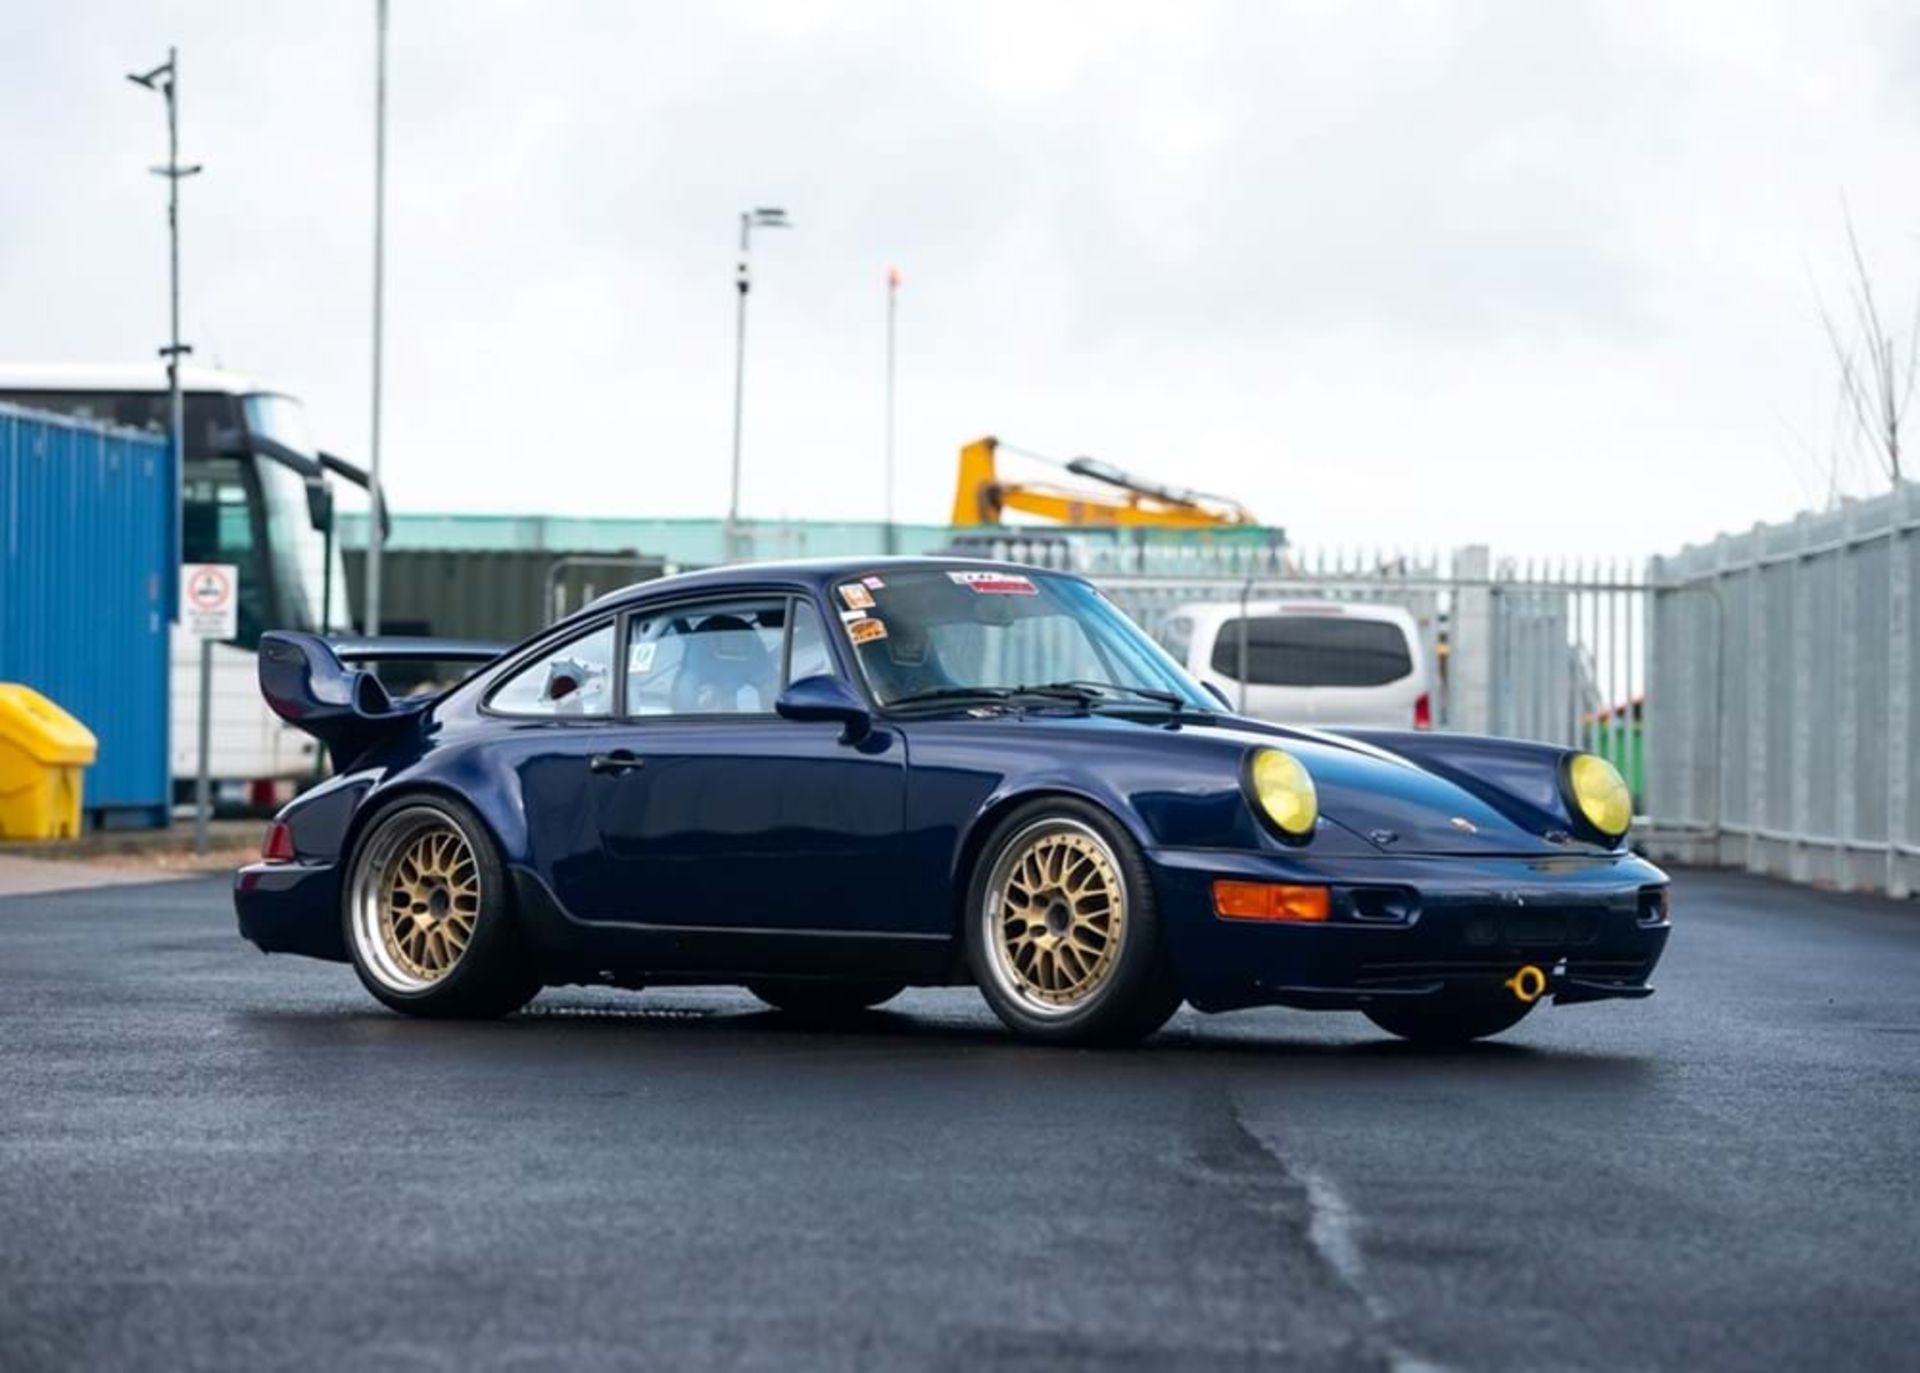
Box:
[839,608,867,623]
[849,617,889,645]
[861,575,886,589]
[948,570,1038,596]
[839,583,876,611]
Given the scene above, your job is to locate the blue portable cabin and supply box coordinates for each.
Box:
[0,402,173,829]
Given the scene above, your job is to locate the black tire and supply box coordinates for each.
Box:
[341,793,542,1019]
[1363,995,1534,1045]
[964,797,1181,1047]
[747,979,904,1019]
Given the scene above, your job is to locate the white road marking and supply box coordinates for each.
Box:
[1232,1100,1448,1373]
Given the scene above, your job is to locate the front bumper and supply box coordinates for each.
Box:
[1149,847,1671,1013]
[234,861,349,963]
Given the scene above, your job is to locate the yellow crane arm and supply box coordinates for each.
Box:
[950,436,1257,528]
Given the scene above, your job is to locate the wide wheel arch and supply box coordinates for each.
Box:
[339,787,542,1019]
[339,779,514,880]
[946,787,1160,955]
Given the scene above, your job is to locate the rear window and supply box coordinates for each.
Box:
[1210,616,1414,687]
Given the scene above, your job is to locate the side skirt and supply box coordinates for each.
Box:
[509,867,956,985]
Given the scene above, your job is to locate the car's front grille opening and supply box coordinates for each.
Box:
[1347,886,1419,924]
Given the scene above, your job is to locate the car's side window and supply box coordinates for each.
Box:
[626,599,788,717]
[489,622,617,717]
[787,597,835,683]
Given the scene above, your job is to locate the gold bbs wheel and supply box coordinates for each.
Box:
[349,806,481,993]
[981,818,1128,1017]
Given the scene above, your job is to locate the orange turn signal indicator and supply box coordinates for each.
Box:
[1212,880,1331,923]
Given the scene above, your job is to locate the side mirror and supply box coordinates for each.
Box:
[1201,680,1233,710]
[210,425,250,459]
[305,478,333,534]
[776,674,872,743]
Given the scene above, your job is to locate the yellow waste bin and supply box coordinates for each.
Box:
[0,684,99,840]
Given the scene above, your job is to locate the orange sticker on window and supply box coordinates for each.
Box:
[848,617,889,645]
[839,583,876,611]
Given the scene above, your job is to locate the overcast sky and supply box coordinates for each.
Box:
[5,1,1919,561]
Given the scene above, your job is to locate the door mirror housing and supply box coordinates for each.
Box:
[776,674,871,743]
[305,478,334,534]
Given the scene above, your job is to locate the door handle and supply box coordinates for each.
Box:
[588,750,645,774]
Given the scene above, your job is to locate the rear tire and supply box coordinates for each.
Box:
[747,980,903,1019]
[965,798,1181,1047]
[1363,996,1533,1045]
[342,794,541,1020]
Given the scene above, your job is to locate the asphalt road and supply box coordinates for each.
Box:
[2,868,1916,1372]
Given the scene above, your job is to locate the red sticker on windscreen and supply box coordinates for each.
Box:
[948,570,1037,595]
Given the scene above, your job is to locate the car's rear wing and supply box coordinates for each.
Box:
[258,632,505,767]
[327,636,507,665]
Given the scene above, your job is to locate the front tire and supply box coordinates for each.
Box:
[1363,995,1533,1045]
[965,799,1181,1046]
[342,795,540,1019]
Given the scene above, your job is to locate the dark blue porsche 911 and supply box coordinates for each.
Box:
[234,557,1669,1046]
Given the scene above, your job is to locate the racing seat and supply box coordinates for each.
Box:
[671,614,778,714]
[860,622,958,701]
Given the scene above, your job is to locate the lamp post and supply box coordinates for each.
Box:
[366,0,390,634]
[127,48,204,849]
[126,49,199,592]
[727,206,791,563]
[884,265,900,555]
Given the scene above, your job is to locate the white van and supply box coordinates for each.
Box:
[1155,599,1432,728]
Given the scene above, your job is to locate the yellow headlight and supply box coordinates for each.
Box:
[1567,753,1632,838]
[1250,748,1318,837]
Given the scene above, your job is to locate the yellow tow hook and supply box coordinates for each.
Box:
[1504,964,1549,1005]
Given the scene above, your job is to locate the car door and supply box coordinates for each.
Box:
[482,617,638,921]
[587,593,915,938]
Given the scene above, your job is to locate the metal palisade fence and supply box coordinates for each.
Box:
[1646,484,1920,896]
[1064,498,1920,899]
[1086,544,1650,768]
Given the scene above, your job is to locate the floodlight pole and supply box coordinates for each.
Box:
[366,0,390,634]
[127,48,199,602]
[884,266,900,555]
[128,47,203,846]
[726,207,790,564]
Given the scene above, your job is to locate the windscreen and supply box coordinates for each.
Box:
[1211,615,1415,687]
[834,568,1212,708]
